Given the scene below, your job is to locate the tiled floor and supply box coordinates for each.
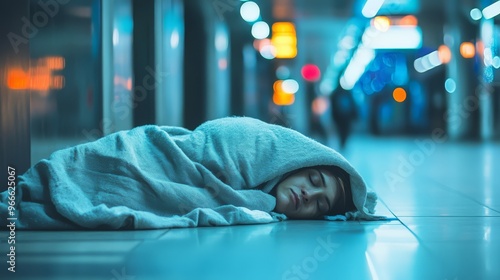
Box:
[1,135,499,280]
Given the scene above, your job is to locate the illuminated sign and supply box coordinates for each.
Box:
[6,56,65,92]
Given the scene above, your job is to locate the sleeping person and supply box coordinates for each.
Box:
[0,117,384,229]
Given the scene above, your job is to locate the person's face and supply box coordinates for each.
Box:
[273,168,340,219]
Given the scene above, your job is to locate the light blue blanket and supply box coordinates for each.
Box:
[1,117,383,229]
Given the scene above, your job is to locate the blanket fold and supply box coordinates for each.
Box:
[1,117,384,229]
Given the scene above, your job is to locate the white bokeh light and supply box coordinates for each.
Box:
[171,30,179,49]
[260,44,276,59]
[493,56,500,68]
[240,1,260,22]
[251,21,269,39]
[113,28,119,46]
[470,8,482,20]
[282,79,299,94]
[445,78,456,93]
[215,32,228,52]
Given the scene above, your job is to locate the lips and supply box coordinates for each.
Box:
[290,189,300,210]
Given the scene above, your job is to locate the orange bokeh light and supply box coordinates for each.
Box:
[312,97,329,115]
[476,40,484,58]
[6,56,65,91]
[254,38,272,51]
[371,15,417,29]
[372,16,391,31]
[272,22,295,33]
[438,45,452,64]
[7,68,29,90]
[44,56,65,70]
[399,15,418,26]
[114,75,133,91]
[126,78,132,91]
[273,79,294,106]
[393,87,407,102]
[51,75,65,89]
[273,80,283,92]
[30,66,51,91]
[273,91,295,106]
[460,42,475,58]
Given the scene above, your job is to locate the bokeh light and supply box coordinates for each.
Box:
[6,56,65,92]
[253,38,270,51]
[215,31,228,52]
[470,8,482,20]
[492,56,500,68]
[273,80,294,106]
[251,21,270,39]
[276,65,290,79]
[282,79,299,94]
[240,1,260,22]
[273,80,284,92]
[361,0,385,18]
[301,64,321,82]
[373,16,391,32]
[438,45,452,63]
[392,87,407,102]
[273,91,294,106]
[259,44,276,59]
[218,58,227,70]
[312,97,329,115]
[445,78,456,93]
[7,68,29,90]
[482,1,500,19]
[171,30,179,49]
[271,22,297,59]
[399,15,418,26]
[460,42,475,58]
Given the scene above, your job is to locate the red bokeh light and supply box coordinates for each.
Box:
[301,64,321,82]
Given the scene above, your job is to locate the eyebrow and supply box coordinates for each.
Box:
[317,170,331,212]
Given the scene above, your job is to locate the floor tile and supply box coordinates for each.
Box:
[13,229,168,241]
[124,221,446,280]
[399,217,500,279]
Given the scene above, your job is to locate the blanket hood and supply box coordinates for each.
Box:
[180,117,384,220]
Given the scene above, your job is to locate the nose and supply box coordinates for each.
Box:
[300,188,322,204]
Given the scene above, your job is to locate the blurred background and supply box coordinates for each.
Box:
[1,0,500,179]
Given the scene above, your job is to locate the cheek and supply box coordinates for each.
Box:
[274,182,292,212]
[277,188,290,208]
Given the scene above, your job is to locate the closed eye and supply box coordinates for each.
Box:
[309,174,317,186]
[309,170,321,187]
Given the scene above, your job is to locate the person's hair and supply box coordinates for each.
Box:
[321,165,356,217]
